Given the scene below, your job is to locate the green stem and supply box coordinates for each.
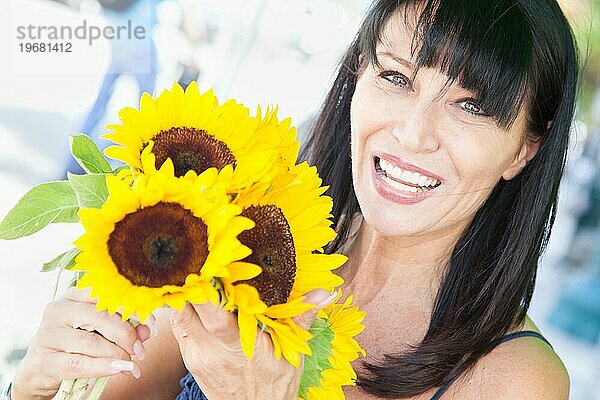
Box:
[257,319,269,332]
[86,377,109,400]
[52,379,75,400]
[70,378,89,399]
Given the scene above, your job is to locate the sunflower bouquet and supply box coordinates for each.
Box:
[0,82,365,400]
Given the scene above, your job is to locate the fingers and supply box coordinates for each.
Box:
[292,289,338,331]
[170,303,210,340]
[169,303,211,372]
[12,348,140,398]
[13,292,155,396]
[61,287,158,341]
[136,322,153,342]
[42,299,147,361]
[170,302,243,357]
[46,351,141,380]
[63,286,96,303]
[192,302,240,347]
[38,327,130,361]
[72,304,140,356]
[129,312,157,343]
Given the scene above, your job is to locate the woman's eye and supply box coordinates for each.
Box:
[379,71,412,88]
[459,99,487,116]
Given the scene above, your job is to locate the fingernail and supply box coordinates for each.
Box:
[316,290,339,309]
[169,309,179,324]
[133,340,145,361]
[144,313,157,328]
[149,322,158,338]
[111,360,134,372]
[145,315,158,338]
[131,363,141,379]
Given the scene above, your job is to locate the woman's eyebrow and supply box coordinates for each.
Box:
[376,51,415,69]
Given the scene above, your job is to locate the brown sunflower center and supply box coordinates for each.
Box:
[107,202,209,287]
[150,127,236,177]
[237,205,296,307]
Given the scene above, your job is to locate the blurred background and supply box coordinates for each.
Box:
[0,0,599,397]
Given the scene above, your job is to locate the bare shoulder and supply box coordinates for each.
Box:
[448,317,569,400]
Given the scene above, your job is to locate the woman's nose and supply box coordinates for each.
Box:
[390,103,441,153]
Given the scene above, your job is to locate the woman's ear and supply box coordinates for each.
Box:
[501,136,541,181]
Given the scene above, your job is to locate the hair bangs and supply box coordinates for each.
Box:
[359,0,534,129]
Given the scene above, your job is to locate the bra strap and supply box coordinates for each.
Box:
[495,330,553,349]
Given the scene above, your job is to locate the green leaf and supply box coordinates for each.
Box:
[42,248,81,272]
[298,317,335,399]
[0,181,79,240]
[70,134,112,174]
[67,173,109,209]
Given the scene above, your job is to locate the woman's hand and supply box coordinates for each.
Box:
[11,287,156,400]
[169,289,337,400]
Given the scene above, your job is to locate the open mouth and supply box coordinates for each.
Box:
[374,156,442,193]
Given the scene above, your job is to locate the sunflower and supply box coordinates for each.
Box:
[101,82,295,191]
[299,294,366,400]
[221,162,347,364]
[253,105,300,172]
[72,156,260,323]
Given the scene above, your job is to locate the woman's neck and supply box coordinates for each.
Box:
[339,216,463,311]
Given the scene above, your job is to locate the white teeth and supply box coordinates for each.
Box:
[382,175,419,192]
[381,158,392,171]
[407,172,422,186]
[400,170,412,182]
[377,158,439,188]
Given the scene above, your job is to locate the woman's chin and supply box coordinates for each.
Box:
[361,209,428,238]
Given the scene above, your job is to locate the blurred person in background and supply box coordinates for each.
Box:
[64,0,160,176]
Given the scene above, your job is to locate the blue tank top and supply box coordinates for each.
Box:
[176,330,551,400]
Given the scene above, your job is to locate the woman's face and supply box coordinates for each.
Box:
[350,10,538,239]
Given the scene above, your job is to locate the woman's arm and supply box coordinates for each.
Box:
[101,308,188,400]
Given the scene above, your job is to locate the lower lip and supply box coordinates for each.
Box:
[371,163,437,205]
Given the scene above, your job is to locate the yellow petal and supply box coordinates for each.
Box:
[238,311,257,359]
[226,262,262,281]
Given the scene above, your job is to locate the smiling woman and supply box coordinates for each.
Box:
[7,1,579,399]
[301,0,577,398]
